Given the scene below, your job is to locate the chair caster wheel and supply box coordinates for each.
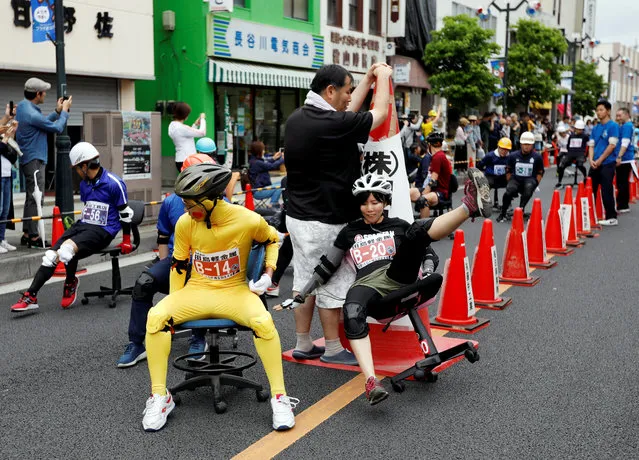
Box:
[426,372,438,383]
[464,348,480,363]
[81,298,89,305]
[256,389,270,402]
[108,301,116,308]
[414,369,426,381]
[391,380,405,393]
[173,394,181,405]
[214,400,227,414]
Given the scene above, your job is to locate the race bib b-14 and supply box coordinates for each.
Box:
[193,248,241,280]
[350,231,396,270]
[82,201,109,226]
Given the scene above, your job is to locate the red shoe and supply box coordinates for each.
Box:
[61,277,80,309]
[11,292,39,312]
[365,376,389,406]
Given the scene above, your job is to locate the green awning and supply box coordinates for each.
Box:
[209,60,318,89]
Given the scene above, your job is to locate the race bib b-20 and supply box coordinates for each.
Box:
[350,231,396,270]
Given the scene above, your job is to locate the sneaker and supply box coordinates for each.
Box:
[599,218,618,226]
[292,345,325,360]
[266,283,280,297]
[492,203,501,212]
[0,246,7,254]
[271,394,299,431]
[320,349,358,366]
[0,240,17,251]
[365,376,389,406]
[618,208,630,214]
[117,342,147,368]
[187,336,208,361]
[20,235,29,246]
[61,276,80,309]
[11,292,39,312]
[554,183,563,189]
[496,214,508,223]
[463,168,492,218]
[28,237,50,249]
[142,391,175,432]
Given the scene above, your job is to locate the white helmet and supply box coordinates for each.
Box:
[557,124,567,133]
[353,173,393,198]
[520,131,535,145]
[69,142,100,167]
[574,120,585,130]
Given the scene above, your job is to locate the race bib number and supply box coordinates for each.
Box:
[515,162,533,177]
[193,248,240,280]
[569,138,583,149]
[349,231,396,270]
[493,165,506,176]
[82,201,109,226]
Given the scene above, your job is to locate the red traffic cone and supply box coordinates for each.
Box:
[542,148,550,168]
[499,208,539,286]
[527,198,557,268]
[244,184,255,211]
[629,172,637,204]
[468,157,475,168]
[595,186,604,221]
[545,190,574,256]
[471,219,512,309]
[585,185,601,229]
[563,186,585,247]
[51,206,86,277]
[575,182,597,238]
[431,230,490,333]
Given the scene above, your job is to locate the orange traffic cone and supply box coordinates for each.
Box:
[595,187,604,221]
[244,184,255,211]
[471,219,512,309]
[431,230,490,333]
[499,208,540,286]
[545,190,574,256]
[563,186,585,247]
[585,185,601,229]
[575,182,597,238]
[527,198,557,268]
[542,148,550,168]
[468,157,475,168]
[51,206,86,277]
[629,172,637,204]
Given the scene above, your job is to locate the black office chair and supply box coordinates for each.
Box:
[370,273,479,393]
[81,200,145,308]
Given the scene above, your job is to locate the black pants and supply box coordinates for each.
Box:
[175,162,183,173]
[272,234,293,285]
[501,178,537,216]
[557,155,587,184]
[589,163,617,219]
[342,219,437,339]
[616,162,632,211]
[487,175,507,204]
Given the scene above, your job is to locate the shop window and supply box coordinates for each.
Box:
[369,0,381,35]
[328,0,342,27]
[284,0,309,21]
[234,0,246,7]
[216,86,254,167]
[349,0,363,31]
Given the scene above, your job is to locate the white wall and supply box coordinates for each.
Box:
[595,42,639,111]
[0,0,154,80]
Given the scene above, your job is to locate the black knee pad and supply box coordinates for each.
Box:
[405,218,435,240]
[343,302,369,340]
[414,196,428,211]
[132,272,156,301]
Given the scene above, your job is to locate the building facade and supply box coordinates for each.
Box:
[594,42,639,116]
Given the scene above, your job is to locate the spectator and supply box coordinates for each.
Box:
[454,117,469,168]
[399,112,423,154]
[501,116,512,140]
[615,107,634,214]
[248,141,285,209]
[510,113,521,150]
[284,62,393,365]
[480,112,491,153]
[488,112,502,151]
[168,102,206,172]
[584,118,594,136]
[467,114,482,162]
[15,77,71,248]
[421,106,441,138]
[266,176,292,298]
[405,141,425,178]
[0,112,18,253]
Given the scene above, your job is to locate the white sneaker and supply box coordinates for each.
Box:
[0,240,15,251]
[0,246,7,254]
[266,284,280,297]
[599,218,618,226]
[142,391,175,432]
[271,394,299,431]
[618,208,630,214]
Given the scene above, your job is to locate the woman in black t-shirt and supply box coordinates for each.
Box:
[281,170,491,405]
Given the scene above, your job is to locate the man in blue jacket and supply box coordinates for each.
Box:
[615,107,635,214]
[248,141,284,208]
[15,78,72,248]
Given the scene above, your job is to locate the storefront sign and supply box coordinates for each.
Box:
[393,63,410,84]
[326,29,384,74]
[122,112,152,180]
[387,0,406,38]
[32,2,55,43]
[210,17,323,69]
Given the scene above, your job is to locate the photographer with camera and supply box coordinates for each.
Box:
[0,103,19,253]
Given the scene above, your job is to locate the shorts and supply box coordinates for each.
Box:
[286,215,356,309]
[53,222,114,257]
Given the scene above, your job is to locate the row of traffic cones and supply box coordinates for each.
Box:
[430,177,611,334]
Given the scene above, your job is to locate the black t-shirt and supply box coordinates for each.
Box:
[566,133,589,157]
[284,106,374,224]
[333,217,410,279]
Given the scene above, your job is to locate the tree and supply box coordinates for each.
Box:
[507,19,568,110]
[572,60,607,116]
[423,15,501,113]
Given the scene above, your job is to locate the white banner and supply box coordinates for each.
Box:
[558,204,572,245]
[359,134,414,223]
[387,0,406,37]
[581,197,591,231]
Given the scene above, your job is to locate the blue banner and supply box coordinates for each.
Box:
[32,2,55,43]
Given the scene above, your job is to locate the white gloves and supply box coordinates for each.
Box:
[249,274,272,295]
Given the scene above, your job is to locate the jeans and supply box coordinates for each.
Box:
[21,159,45,237]
[589,163,617,219]
[0,176,11,240]
[253,188,282,205]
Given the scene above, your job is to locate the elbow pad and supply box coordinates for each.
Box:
[119,205,134,223]
[428,179,438,189]
[170,256,189,275]
[157,233,170,245]
[314,255,338,283]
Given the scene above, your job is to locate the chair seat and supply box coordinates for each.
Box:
[371,274,443,311]
[177,319,246,329]
[99,244,122,256]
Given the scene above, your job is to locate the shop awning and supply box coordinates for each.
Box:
[209,60,318,89]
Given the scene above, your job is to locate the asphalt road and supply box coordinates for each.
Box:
[2,169,638,459]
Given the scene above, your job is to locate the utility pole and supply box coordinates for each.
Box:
[53,0,74,216]
[564,33,591,117]
[490,1,528,111]
[600,54,622,100]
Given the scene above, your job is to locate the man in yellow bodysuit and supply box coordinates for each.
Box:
[142,162,298,432]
